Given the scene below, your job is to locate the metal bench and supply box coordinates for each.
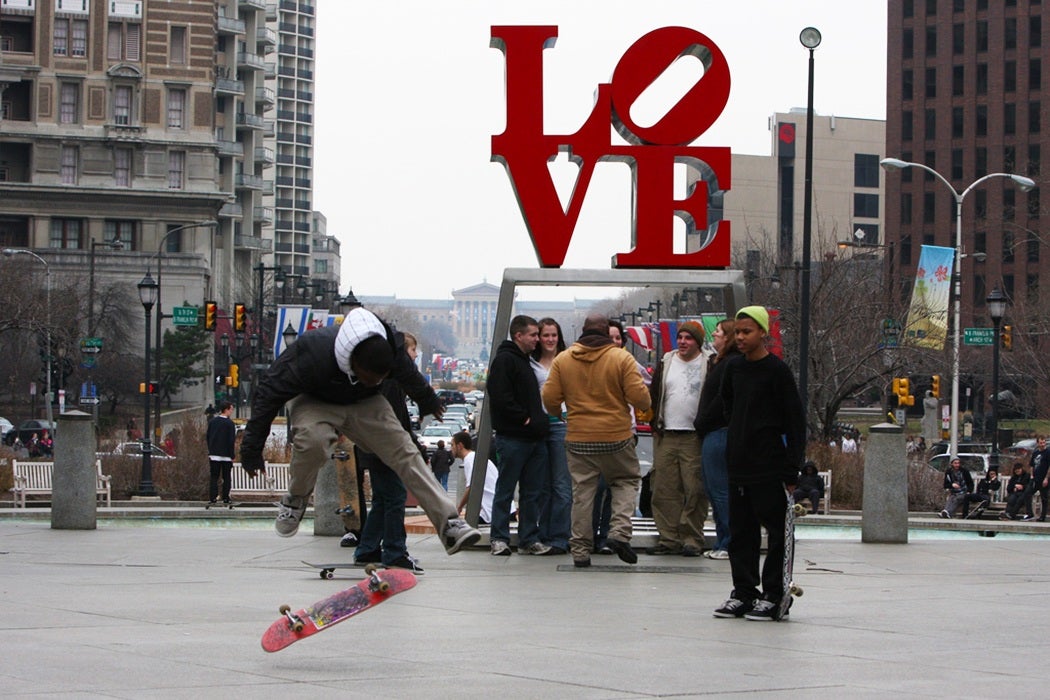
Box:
[11,459,111,508]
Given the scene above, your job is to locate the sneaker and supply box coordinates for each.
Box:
[490,540,512,556]
[443,518,481,554]
[354,549,381,564]
[607,539,638,564]
[682,545,703,558]
[274,498,307,537]
[340,532,359,548]
[546,546,568,555]
[648,543,683,555]
[939,510,950,519]
[596,545,614,555]
[704,549,730,560]
[1021,514,1035,521]
[386,555,425,575]
[574,557,592,568]
[519,542,553,555]
[744,599,778,621]
[713,597,754,618]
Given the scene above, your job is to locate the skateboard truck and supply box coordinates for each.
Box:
[278,604,305,633]
[331,450,350,461]
[364,564,390,593]
[334,505,356,516]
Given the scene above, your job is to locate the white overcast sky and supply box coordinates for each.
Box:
[313,1,887,301]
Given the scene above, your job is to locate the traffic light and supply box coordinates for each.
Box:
[234,303,246,332]
[204,301,217,331]
[229,364,239,388]
[893,377,914,406]
[1001,324,1013,351]
[931,374,941,399]
[138,382,158,394]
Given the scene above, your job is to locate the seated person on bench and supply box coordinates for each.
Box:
[792,461,824,513]
[964,468,1000,518]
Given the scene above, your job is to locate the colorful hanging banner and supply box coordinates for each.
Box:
[903,244,955,350]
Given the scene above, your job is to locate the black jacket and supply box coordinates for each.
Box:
[943,467,974,494]
[694,346,741,438]
[430,446,454,477]
[240,322,438,471]
[206,414,236,460]
[721,353,805,486]
[487,339,549,441]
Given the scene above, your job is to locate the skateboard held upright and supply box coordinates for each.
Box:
[776,487,805,621]
[261,564,416,652]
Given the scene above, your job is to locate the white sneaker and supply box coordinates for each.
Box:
[490,540,512,556]
[275,498,306,537]
[704,549,729,560]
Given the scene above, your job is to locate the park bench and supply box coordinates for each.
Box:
[816,470,832,514]
[229,462,290,499]
[11,459,111,508]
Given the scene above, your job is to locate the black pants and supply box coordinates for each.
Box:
[793,487,821,512]
[208,459,232,502]
[728,481,788,603]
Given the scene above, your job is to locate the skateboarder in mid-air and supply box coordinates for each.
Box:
[713,306,805,621]
[240,307,480,555]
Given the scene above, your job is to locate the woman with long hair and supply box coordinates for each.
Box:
[693,318,738,559]
[530,317,571,554]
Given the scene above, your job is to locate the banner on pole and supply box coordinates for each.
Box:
[904,245,954,350]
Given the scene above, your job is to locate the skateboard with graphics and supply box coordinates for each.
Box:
[261,564,416,652]
[776,489,806,621]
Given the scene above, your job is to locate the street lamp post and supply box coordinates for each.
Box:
[3,249,53,428]
[137,271,159,497]
[880,157,1035,459]
[986,287,1008,468]
[798,26,822,418]
[149,220,218,441]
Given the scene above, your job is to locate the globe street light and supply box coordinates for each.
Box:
[881,158,1035,459]
[986,286,1008,468]
[137,271,159,497]
[798,26,821,420]
[3,248,53,428]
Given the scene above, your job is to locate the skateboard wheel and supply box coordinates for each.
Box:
[363,563,378,575]
[279,604,291,614]
[292,620,304,633]
[377,581,390,593]
[790,585,804,597]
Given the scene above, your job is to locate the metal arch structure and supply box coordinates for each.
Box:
[464,267,748,528]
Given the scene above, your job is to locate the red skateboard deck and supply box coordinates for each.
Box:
[261,565,416,652]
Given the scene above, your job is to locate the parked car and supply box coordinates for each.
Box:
[443,403,474,428]
[4,419,58,446]
[418,424,457,455]
[926,441,992,458]
[0,416,14,441]
[927,453,994,476]
[99,441,176,460]
[406,402,421,430]
[435,389,466,407]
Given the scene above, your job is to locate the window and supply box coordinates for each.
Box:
[902,111,913,141]
[164,224,183,253]
[853,193,879,219]
[1032,16,1042,48]
[901,193,912,224]
[1003,231,1015,262]
[53,19,68,56]
[854,154,880,187]
[1030,101,1041,134]
[59,83,79,124]
[923,192,936,223]
[904,0,914,17]
[1006,18,1018,50]
[1028,189,1041,219]
[55,19,88,58]
[60,145,77,184]
[952,23,964,54]
[952,65,964,95]
[926,26,937,57]
[1031,59,1042,91]
[952,106,964,138]
[1004,190,1016,221]
[975,190,987,219]
[926,0,936,16]
[167,88,185,129]
[107,22,141,62]
[925,67,936,98]
[49,218,83,248]
[903,29,913,59]
[1006,61,1017,92]
[925,108,937,139]
[1004,145,1016,171]
[976,63,988,94]
[976,20,988,52]
[1005,104,1016,135]
[113,85,132,125]
[903,69,913,100]
[951,149,963,180]
[976,105,987,136]
[104,220,136,249]
[1029,144,1041,177]
[975,147,987,176]
[168,151,185,189]
[114,147,132,186]
[170,26,186,65]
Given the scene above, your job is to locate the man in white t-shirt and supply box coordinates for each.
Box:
[648,321,711,557]
[452,431,500,525]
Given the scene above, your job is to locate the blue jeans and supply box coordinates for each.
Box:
[354,448,408,565]
[491,434,547,547]
[434,471,449,491]
[701,427,730,551]
[537,420,571,550]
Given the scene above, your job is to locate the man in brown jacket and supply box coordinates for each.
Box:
[542,313,652,568]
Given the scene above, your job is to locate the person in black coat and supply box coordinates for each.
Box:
[792,461,825,514]
[206,401,237,505]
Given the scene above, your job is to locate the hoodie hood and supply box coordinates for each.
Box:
[570,335,616,362]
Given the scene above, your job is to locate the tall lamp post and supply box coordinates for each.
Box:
[986,287,1008,468]
[798,26,821,418]
[149,220,218,441]
[137,271,159,497]
[3,248,53,428]
[880,158,1035,459]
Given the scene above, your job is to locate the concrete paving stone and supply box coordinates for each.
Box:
[1,520,1048,698]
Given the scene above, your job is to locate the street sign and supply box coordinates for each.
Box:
[173,306,199,326]
[79,397,100,405]
[963,327,995,345]
[80,337,103,352]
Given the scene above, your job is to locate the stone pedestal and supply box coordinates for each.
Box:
[862,422,908,544]
[52,411,97,530]
[313,458,342,536]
